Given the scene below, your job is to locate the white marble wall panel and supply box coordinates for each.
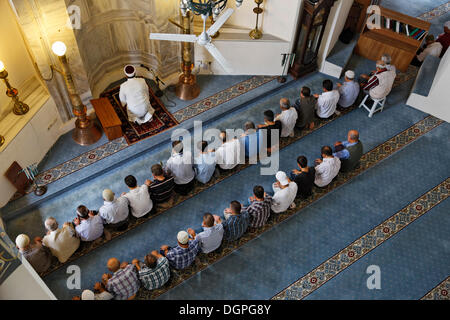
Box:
[68,0,182,96]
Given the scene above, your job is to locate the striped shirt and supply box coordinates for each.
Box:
[363,68,387,91]
[137,257,170,290]
[166,239,200,270]
[149,175,175,203]
[106,264,140,300]
[246,195,273,228]
[222,210,250,241]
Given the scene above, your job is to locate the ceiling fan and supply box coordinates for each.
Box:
[150,8,234,73]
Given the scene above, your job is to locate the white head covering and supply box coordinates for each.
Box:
[444,21,450,29]
[177,231,189,245]
[124,65,136,78]
[15,234,30,249]
[81,290,95,300]
[345,70,355,79]
[276,171,289,186]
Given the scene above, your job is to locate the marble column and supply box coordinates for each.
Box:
[10,0,91,123]
[65,0,182,97]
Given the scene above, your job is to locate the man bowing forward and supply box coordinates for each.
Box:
[119,65,155,125]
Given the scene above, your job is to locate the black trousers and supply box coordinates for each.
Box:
[174,179,195,196]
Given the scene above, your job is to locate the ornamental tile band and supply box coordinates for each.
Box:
[272,179,449,300]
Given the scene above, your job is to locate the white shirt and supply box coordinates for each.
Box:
[43,225,80,263]
[196,224,224,254]
[369,70,396,100]
[75,215,104,242]
[417,42,443,62]
[215,139,242,170]
[271,182,298,213]
[124,185,153,218]
[386,64,397,77]
[276,107,298,137]
[317,90,340,118]
[314,157,341,187]
[119,78,155,124]
[165,151,195,185]
[99,197,129,225]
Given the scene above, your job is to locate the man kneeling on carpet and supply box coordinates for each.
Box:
[119,65,155,125]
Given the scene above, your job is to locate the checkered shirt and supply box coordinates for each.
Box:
[106,264,140,300]
[222,210,250,241]
[138,257,170,290]
[247,195,273,228]
[166,239,200,270]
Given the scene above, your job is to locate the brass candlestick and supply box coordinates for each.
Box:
[169,10,200,101]
[51,42,102,146]
[249,0,264,40]
[0,61,30,116]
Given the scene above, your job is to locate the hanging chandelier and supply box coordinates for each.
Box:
[180,0,243,18]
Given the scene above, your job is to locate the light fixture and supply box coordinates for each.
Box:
[51,41,67,57]
[50,42,102,145]
[236,0,243,7]
[0,60,30,116]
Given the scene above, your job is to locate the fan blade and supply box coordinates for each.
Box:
[205,43,232,73]
[150,33,197,42]
[207,8,234,36]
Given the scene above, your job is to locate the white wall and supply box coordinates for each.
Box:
[194,0,302,76]
[406,50,450,122]
[0,258,56,300]
[0,0,37,119]
[318,0,354,74]
[0,97,62,208]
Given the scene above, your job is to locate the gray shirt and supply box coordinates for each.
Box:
[338,81,360,108]
[196,224,224,254]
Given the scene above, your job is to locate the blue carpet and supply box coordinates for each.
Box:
[158,123,450,300]
[304,197,450,300]
[36,73,435,300]
[381,0,448,18]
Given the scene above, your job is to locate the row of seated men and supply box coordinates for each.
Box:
[15,126,363,299]
[14,65,386,299]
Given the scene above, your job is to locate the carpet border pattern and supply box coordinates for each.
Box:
[420,276,450,300]
[272,179,450,300]
[172,76,276,123]
[133,115,443,300]
[418,1,450,21]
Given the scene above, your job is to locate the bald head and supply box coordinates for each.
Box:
[107,258,120,272]
[348,130,359,142]
[280,98,290,110]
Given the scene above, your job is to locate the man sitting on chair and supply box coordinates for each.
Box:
[361,60,395,101]
[119,65,155,125]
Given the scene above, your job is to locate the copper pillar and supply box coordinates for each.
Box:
[57,55,102,146]
[175,11,200,101]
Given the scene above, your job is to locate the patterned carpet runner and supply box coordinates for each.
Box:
[100,84,178,145]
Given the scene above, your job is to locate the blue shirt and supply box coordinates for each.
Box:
[338,81,360,108]
[333,141,357,160]
[239,131,260,160]
[166,239,200,270]
[221,211,250,242]
[194,152,216,184]
[196,224,224,253]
